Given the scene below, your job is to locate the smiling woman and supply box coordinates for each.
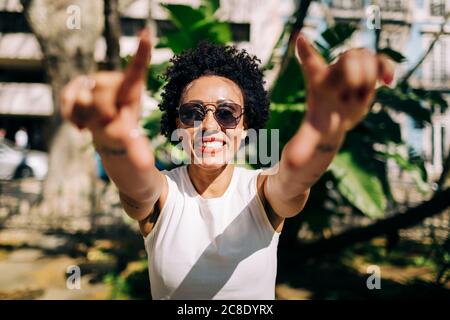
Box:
[60,28,394,300]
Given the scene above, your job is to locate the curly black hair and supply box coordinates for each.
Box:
[158,42,270,138]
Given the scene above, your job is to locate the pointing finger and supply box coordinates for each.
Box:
[295,33,327,82]
[118,28,152,107]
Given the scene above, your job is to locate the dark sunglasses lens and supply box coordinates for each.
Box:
[179,103,204,126]
[215,103,241,128]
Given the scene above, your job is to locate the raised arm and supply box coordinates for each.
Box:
[61,29,166,223]
[263,34,394,219]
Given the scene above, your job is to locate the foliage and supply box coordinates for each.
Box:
[267,22,443,237]
[104,260,150,300]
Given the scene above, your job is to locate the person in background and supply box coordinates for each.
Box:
[0,128,6,143]
[15,127,28,149]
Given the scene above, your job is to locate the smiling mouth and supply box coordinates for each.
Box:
[194,138,227,154]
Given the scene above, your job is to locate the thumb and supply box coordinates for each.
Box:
[296,33,327,82]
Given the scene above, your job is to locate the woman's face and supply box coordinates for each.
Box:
[176,75,246,169]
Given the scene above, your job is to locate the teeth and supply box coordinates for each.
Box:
[202,141,223,148]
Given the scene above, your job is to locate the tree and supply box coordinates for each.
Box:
[21,0,104,224]
[267,4,449,253]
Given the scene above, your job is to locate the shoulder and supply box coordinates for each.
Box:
[255,167,285,233]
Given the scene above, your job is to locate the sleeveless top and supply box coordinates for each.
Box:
[143,165,280,300]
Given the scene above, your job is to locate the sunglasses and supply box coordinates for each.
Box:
[178,100,244,129]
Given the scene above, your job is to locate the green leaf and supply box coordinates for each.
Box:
[160,30,196,53]
[320,23,357,51]
[265,103,305,150]
[376,87,432,128]
[377,47,407,63]
[147,62,169,93]
[359,110,402,144]
[376,149,431,194]
[191,21,232,44]
[270,55,305,103]
[199,0,220,16]
[141,109,162,139]
[160,4,206,30]
[330,150,387,219]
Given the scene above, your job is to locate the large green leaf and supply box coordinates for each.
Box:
[376,148,431,194]
[266,103,305,148]
[270,55,305,103]
[147,62,169,93]
[377,47,407,63]
[160,4,206,30]
[199,0,220,16]
[358,110,402,144]
[330,150,387,219]
[319,23,357,52]
[376,87,432,128]
[158,2,231,53]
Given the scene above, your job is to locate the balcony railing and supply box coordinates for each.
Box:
[330,0,364,10]
[430,0,446,16]
[378,0,407,12]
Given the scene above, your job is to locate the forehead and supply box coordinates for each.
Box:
[181,75,243,104]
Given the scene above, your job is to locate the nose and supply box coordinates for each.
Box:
[202,107,220,131]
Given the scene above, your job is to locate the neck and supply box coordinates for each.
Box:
[187,164,235,198]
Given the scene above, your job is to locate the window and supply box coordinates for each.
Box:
[120,17,147,37]
[430,0,446,16]
[230,23,250,42]
[0,12,31,33]
[330,0,364,9]
[429,39,448,83]
[378,0,405,12]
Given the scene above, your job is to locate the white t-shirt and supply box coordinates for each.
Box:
[144,165,280,300]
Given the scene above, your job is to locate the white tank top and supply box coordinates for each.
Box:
[144,165,280,300]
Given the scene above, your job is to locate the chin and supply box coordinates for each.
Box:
[191,147,234,168]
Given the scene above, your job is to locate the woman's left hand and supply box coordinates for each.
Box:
[295,33,395,134]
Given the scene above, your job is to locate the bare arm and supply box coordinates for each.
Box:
[264,34,395,219]
[61,29,165,222]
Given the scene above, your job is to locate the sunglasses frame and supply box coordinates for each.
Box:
[177,99,244,129]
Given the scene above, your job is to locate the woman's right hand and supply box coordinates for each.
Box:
[60,29,152,150]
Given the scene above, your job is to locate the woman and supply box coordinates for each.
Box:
[61,29,394,299]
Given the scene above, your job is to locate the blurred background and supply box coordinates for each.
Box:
[0,0,449,299]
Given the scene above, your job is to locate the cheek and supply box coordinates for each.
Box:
[226,130,244,151]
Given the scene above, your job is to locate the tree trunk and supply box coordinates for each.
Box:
[278,0,312,77]
[104,0,122,71]
[21,0,104,228]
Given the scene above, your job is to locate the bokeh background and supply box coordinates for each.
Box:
[0,0,449,299]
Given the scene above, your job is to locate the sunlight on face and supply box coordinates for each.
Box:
[176,75,246,169]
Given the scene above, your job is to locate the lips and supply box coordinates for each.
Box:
[194,136,227,154]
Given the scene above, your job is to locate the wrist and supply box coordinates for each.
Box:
[93,127,146,156]
[305,108,348,136]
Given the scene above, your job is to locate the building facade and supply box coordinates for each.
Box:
[0,0,448,182]
[0,0,291,150]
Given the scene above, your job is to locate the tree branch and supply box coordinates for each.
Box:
[104,0,121,71]
[278,0,312,76]
[400,12,449,85]
[284,187,450,261]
